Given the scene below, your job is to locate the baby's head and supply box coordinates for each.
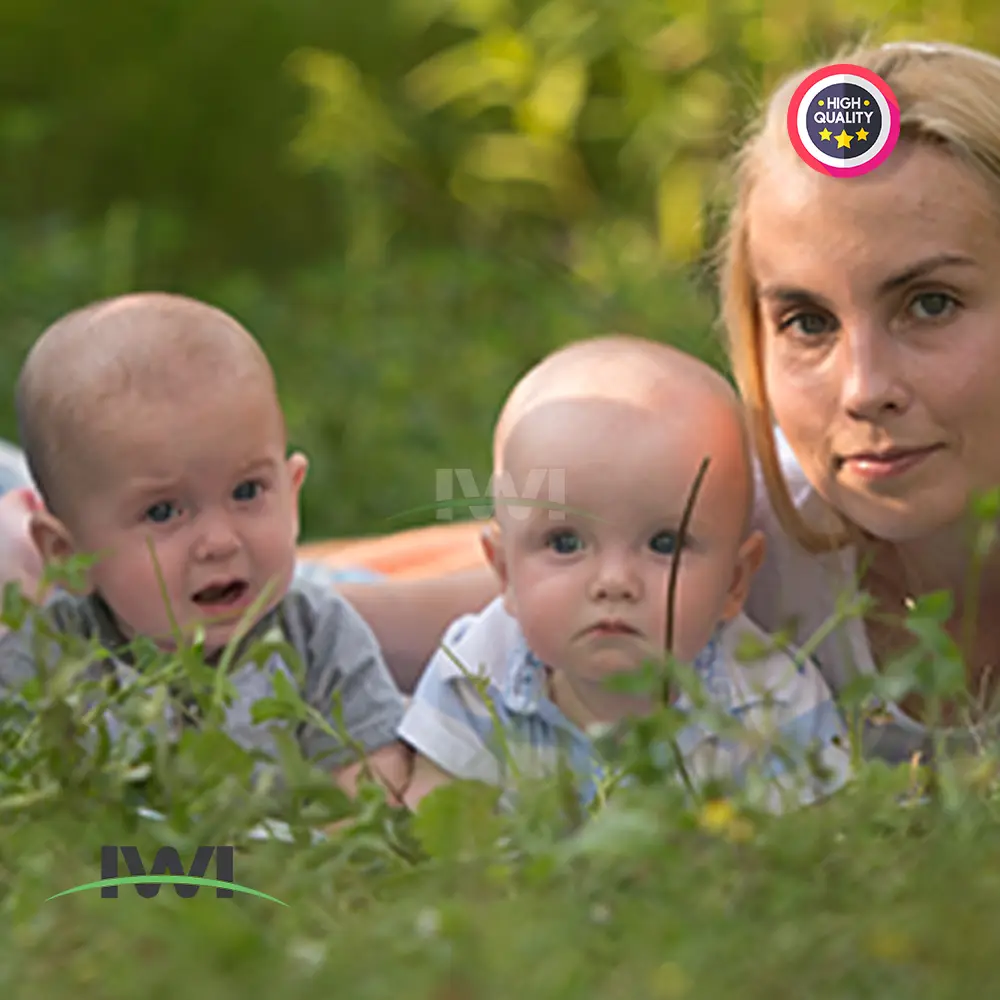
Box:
[483,334,764,716]
[16,292,308,652]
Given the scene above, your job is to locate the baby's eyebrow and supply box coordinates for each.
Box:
[125,477,178,497]
[236,457,279,475]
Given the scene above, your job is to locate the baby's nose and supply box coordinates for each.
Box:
[194,514,240,560]
[589,557,642,601]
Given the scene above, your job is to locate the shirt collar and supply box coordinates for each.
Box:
[499,621,731,717]
[434,600,748,719]
[676,622,733,711]
[86,590,286,669]
[500,635,548,714]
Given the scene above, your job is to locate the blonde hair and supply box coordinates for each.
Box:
[718,40,1000,553]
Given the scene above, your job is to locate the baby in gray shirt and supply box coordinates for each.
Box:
[0,291,410,798]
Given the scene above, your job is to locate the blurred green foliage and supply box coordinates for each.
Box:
[0,0,991,537]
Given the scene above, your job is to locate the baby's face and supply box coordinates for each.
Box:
[492,395,758,710]
[62,384,306,653]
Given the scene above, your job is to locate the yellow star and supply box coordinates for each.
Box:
[856,128,869,141]
[819,128,832,141]
[835,130,853,148]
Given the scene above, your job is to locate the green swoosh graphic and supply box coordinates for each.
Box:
[386,497,607,522]
[45,876,288,906]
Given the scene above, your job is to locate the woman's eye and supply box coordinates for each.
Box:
[909,292,957,320]
[145,502,178,524]
[650,531,680,556]
[780,311,831,337]
[233,479,262,502]
[547,530,583,555]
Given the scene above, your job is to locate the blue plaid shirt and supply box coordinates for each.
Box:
[398,598,852,812]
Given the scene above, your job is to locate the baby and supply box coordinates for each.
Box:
[0,292,410,799]
[400,334,852,811]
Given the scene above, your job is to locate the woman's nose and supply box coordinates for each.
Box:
[839,326,912,420]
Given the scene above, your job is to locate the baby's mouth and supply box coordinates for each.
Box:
[585,619,641,636]
[192,579,250,607]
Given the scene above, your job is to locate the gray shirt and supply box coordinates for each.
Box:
[0,578,405,770]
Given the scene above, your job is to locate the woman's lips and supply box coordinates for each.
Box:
[837,445,943,481]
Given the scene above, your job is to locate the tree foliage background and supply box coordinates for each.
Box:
[0,0,985,537]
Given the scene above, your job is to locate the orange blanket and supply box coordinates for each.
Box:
[297,519,488,580]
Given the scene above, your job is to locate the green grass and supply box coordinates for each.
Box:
[4,754,1000,999]
[4,556,1000,999]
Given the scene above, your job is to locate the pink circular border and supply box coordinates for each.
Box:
[785,62,901,178]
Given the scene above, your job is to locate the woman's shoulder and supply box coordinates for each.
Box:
[750,428,814,525]
[749,427,845,537]
[744,429,850,634]
[743,429,874,697]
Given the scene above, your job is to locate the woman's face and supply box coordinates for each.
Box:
[748,141,1000,543]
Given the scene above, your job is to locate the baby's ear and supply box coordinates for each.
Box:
[286,451,309,492]
[480,521,515,613]
[480,521,505,581]
[29,509,77,581]
[720,529,766,621]
[286,451,309,540]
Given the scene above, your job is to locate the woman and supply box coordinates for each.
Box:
[711,38,1000,762]
[4,40,1000,765]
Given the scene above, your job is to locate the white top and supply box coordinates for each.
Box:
[399,597,852,813]
[744,429,932,763]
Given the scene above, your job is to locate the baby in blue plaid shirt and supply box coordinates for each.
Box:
[399,334,852,812]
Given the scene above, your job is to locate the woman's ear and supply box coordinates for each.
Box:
[720,529,766,622]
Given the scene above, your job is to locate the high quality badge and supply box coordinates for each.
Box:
[787,62,901,177]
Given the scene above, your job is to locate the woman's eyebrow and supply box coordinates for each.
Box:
[757,286,820,304]
[875,253,976,294]
[757,253,977,304]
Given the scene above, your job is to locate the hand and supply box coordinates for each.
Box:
[331,741,413,808]
[0,487,44,599]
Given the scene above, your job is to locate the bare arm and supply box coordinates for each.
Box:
[0,488,46,639]
[332,740,413,807]
[336,567,499,692]
[402,752,458,810]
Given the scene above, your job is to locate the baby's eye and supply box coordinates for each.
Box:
[649,531,680,556]
[233,479,263,502]
[145,501,179,524]
[546,530,583,555]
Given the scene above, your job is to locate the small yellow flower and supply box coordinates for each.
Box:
[698,798,735,833]
[697,798,754,842]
